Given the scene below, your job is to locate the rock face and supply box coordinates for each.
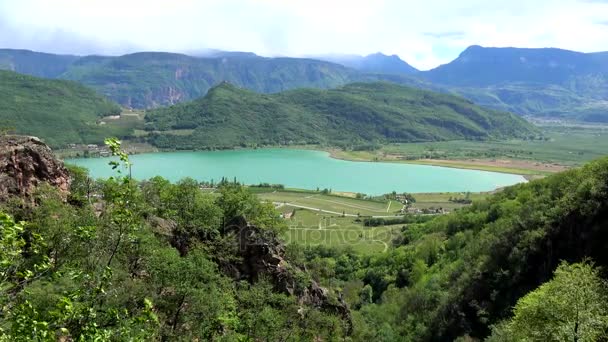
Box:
[0,135,69,200]
[222,217,353,332]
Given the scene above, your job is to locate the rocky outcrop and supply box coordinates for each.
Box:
[0,135,69,200]
[222,216,353,332]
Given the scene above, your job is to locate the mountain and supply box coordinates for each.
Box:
[422,45,608,122]
[144,82,537,149]
[0,49,79,78]
[317,52,419,75]
[60,52,357,108]
[0,49,426,109]
[0,70,123,147]
[0,49,360,108]
[2,47,607,122]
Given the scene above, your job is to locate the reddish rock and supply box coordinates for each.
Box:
[0,135,70,200]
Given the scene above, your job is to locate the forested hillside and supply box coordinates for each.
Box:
[0,138,351,340]
[0,70,123,147]
[59,52,357,108]
[0,49,426,109]
[144,82,537,149]
[302,156,608,340]
[1,137,607,341]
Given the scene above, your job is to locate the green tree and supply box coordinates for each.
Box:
[489,262,608,342]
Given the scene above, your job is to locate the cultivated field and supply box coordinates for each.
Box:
[256,189,486,253]
[258,191,395,216]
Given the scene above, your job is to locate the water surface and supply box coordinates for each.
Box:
[66,149,526,194]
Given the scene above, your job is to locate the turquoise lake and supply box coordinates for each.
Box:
[66,149,526,194]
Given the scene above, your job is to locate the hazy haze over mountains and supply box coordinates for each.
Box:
[2,0,608,70]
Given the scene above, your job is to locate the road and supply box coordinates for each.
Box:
[273,202,402,218]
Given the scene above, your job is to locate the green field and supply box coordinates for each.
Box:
[256,190,402,253]
[411,192,489,210]
[255,189,485,253]
[280,208,400,254]
[258,191,394,216]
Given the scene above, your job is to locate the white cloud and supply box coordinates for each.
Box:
[0,0,607,70]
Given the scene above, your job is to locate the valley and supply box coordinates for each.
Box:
[2,29,608,341]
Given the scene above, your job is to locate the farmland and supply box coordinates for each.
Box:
[255,189,484,253]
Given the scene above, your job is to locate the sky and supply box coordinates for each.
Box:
[1,0,607,70]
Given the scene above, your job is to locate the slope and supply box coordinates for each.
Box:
[59,52,356,108]
[0,49,426,109]
[144,82,537,149]
[0,48,79,78]
[422,45,608,122]
[0,70,123,147]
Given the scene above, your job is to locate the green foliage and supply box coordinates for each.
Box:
[0,70,123,147]
[217,183,286,233]
[145,82,536,149]
[0,137,345,340]
[298,156,608,340]
[489,262,608,342]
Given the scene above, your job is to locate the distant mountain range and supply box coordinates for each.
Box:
[143,82,536,150]
[314,53,419,75]
[1,46,607,122]
[422,46,608,122]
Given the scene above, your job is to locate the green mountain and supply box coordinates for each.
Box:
[3,47,607,122]
[60,52,360,108]
[144,82,537,149]
[0,49,429,110]
[422,46,608,122]
[303,156,608,340]
[0,70,122,147]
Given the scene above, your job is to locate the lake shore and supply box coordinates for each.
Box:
[66,148,527,194]
[61,141,567,180]
[59,141,561,180]
[267,145,561,179]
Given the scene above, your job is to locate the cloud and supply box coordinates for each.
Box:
[0,0,607,70]
[423,32,466,39]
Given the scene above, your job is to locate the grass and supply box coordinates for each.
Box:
[280,209,401,254]
[412,192,489,210]
[258,191,392,216]
[258,189,488,253]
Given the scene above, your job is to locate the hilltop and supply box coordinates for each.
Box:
[0,70,123,147]
[144,82,537,149]
[2,46,607,122]
[421,45,608,122]
[315,52,419,75]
